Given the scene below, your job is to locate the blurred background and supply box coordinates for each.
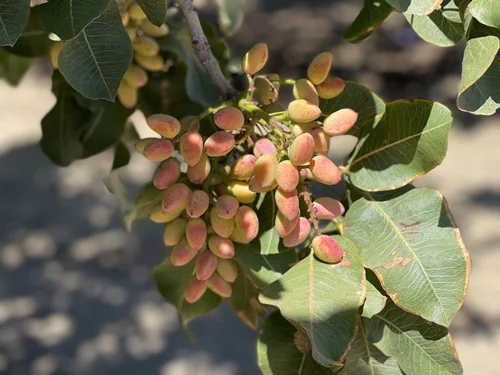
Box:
[0,0,499,374]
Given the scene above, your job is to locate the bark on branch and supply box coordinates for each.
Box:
[175,0,236,100]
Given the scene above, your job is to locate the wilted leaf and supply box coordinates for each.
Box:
[38,0,109,40]
[343,0,394,43]
[154,257,221,326]
[229,272,260,329]
[405,0,464,47]
[258,312,333,375]
[0,0,30,46]
[345,188,471,327]
[59,1,132,100]
[348,100,451,191]
[319,82,386,138]
[260,236,366,368]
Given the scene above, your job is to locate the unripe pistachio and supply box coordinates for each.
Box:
[170,238,198,266]
[185,218,207,250]
[311,128,330,155]
[210,207,235,238]
[205,273,232,298]
[228,181,256,204]
[143,139,174,161]
[162,183,192,215]
[123,65,148,88]
[253,138,277,158]
[121,12,130,27]
[147,114,181,138]
[275,211,300,238]
[141,19,169,37]
[307,52,332,85]
[180,130,203,166]
[208,235,235,259]
[241,43,268,75]
[293,79,319,106]
[186,190,210,218]
[309,156,341,185]
[49,41,64,69]
[196,250,218,281]
[180,115,200,132]
[117,81,138,109]
[316,77,345,99]
[163,217,187,246]
[266,73,280,91]
[276,160,299,192]
[254,76,278,105]
[254,154,278,188]
[231,154,257,180]
[184,277,207,303]
[204,131,235,157]
[288,99,321,123]
[232,206,259,243]
[134,137,157,153]
[215,195,239,219]
[126,26,138,41]
[132,36,160,57]
[153,158,180,190]
[299,168,315,181]
[289,133,315,166]
[128,3,147,20]
[275,188,299,220]
[283,217,311,247]
[312,197,345,219]
[323,108,358,136]
[312,235,343,263]
[135,54,164,72]
[149,204,180,223]
[187,153,211,184]
[214,107,245,131]
[216,259,239,283]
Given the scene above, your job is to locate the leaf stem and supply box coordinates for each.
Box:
[280,79,296,85]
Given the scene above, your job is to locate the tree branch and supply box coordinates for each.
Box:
[175,0,236,100]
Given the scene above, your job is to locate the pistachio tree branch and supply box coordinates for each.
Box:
[175,0,236,100]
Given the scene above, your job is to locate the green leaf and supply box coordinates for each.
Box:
[468,0,500,29]
[345,188,471,327]
[59,1,132,101]
[104,141,132,212]
[0,49,32,85]
[343,0,394,43]
[0,0,30,46]
[38,0,109,40]
[40,71,133,166]
[457,35,500,115]
[255,192,283,255]
[385,0,443,15]
[233,244,297,289]
[260,236,366,368]
[160,18,229,107]
[348,100,451,191]
[362,272,388,319]
[319,82,386,138]
[404,0,464,47]
[339,317,403,375]
[216,0,244,37]
[258,312,333,375]
[137,0,167,27]
[6,8,51,57]
[154,257,222,326]
[40,72,91,166]
[123,183,164,231]
[365,300,463,374]
[228,272,260,329]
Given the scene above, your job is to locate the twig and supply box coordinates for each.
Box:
[175,0,236,100]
